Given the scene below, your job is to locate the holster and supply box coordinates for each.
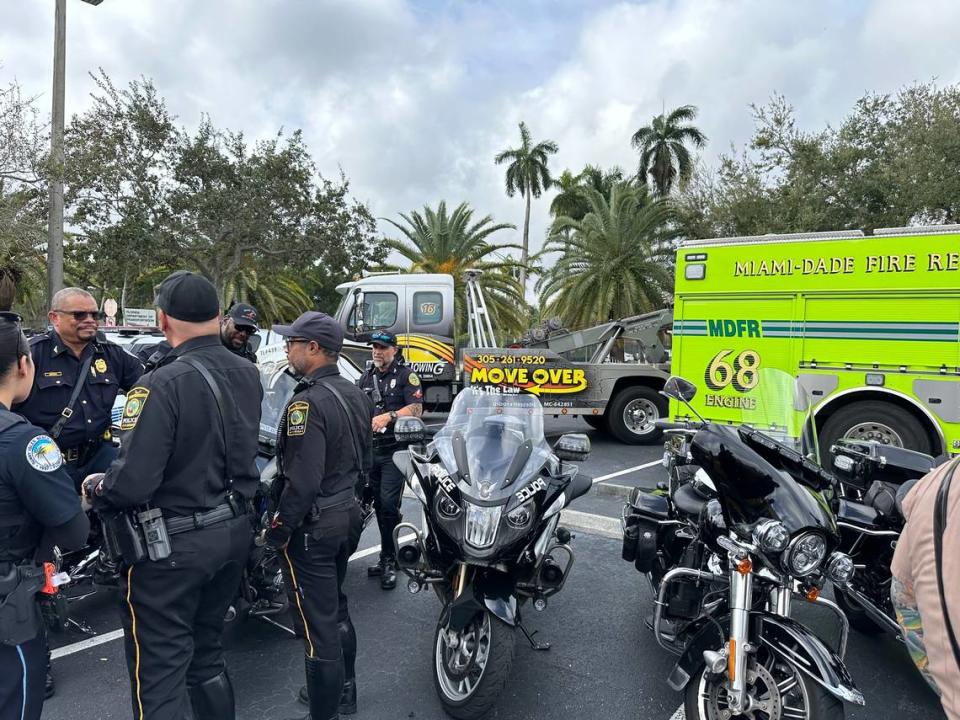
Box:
[101,510,147,566]
[0,563,44,646]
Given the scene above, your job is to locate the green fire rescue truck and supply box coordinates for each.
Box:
[670,225,960,457]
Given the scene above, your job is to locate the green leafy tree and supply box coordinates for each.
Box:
[381,201,525,340]
[539,183,676,327]
[494,121,558,291]
[631,104,706,195]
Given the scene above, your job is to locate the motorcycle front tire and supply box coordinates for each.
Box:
[683,660,843,720]
[433,610,516,720]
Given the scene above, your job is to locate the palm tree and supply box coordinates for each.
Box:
[494,122,558,292]
[549,169,588,222]
[631,104,706,195]
[382,201,525,340]
[221,266,313,324]
[0,188,46,312]
[538,183,676,327]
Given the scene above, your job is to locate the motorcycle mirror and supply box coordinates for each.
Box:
[395,416,427,444]
[662,376,697,403]
[393,449,413,478]
[555,432,591,462]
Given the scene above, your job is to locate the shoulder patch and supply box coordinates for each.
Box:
[26,435,63,472]
[120,387,150,431]
[287,401,310,436]
[408,372,421,387]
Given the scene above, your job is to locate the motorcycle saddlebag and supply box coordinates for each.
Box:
[622,488,669,572]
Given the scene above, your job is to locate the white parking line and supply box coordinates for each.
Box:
[591,459,661,485]
[667,704,685,720]
[51,533,418,660]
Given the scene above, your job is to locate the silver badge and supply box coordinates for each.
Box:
[390,379,397,389]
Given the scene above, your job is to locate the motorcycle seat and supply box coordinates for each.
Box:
[673,482,710,517]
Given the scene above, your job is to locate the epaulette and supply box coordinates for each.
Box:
[28,332,52,346]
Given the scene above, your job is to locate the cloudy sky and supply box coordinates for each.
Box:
[4,0,960,270]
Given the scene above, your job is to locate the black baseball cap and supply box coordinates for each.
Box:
[155,271,219,322]
[227,303,259,330]
[369,330,398,348]
[272,311,343,353]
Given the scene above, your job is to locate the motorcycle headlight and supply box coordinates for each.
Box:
[436,490,461,519]
[464,503,502,549]
[783,532,828,577]
[753,520,790,553]
[506,502,533,530]
[826,552,855,586]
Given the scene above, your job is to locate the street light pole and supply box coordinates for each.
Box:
[47,0,67,308]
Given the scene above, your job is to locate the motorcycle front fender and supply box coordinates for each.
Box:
[446,569,518,631]
[666,612,865,706]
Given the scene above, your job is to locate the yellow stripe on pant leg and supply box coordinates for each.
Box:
[125,565,145,720]
[283,545,315,658]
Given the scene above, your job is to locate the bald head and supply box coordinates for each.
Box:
[51,287,95,310]
[48,287,100,349]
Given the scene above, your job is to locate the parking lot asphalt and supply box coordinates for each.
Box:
[42,417,944,720]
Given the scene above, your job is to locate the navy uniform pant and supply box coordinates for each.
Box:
[118,515,250,720]
[0,633,45,720]
[282,503,362,660]
[370,449,404,561]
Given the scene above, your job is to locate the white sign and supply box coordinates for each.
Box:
[123,308,157,327]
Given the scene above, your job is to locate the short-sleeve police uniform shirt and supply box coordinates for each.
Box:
[0,408,81,560]
[358,358,422,415]
[14,331,144,449]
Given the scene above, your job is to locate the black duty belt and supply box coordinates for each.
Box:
[62,439,105,464]
[165,501,243,536]
[305,487,356,523]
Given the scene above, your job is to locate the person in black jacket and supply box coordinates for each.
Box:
[264,311,370,720]
[220,303,259,363]
[0,312,89,720]
[86,271,262,720]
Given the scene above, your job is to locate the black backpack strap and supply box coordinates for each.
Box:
[934,458,960,671]
[49,353,94,440]
[178,355,232,490]
[316,380,370,480]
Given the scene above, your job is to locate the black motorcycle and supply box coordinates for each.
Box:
[390,388,592,720]
[622,376,865,720]
[829,438,936,636]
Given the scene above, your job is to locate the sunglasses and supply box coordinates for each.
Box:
[53,310,104,322]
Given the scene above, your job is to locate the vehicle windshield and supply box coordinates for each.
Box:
[740,368,821,464]
[432,389,553,499]
[258,359,298,448]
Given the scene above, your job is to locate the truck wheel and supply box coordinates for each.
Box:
[583,415,605,430]
[606,387,666,445]
[820,401,934,458]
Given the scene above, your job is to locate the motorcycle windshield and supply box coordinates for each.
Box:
[432,389,553,501]
[258,360,298,450]
[740,368,821,463]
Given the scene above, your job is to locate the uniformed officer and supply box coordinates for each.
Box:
[14,287,143,488]
[0,312,89,720]
[264,312,369,720]
[220,303,260,363]
[85,271,262,720]
[356,330,422,590]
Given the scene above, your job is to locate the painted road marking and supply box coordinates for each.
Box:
[52,533,418,660]
[591,459,661,485]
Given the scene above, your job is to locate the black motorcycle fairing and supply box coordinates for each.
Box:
[446,568,518,631]
[689,424,836,536]
[667,612,864,705]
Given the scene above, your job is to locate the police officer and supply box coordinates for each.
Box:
[0,312,89,720]
[356,330,422,590]
[14,287,143,489]
[85,271,262,720]
[220,303,259,363]
[264,312,368,720]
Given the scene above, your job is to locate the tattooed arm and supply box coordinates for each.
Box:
[892,575,941,696]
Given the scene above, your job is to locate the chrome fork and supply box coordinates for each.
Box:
[727,557,753,713]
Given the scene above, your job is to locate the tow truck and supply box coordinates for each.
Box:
[332,271,673,444]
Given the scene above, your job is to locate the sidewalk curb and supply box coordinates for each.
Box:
[593,482,635,499]
[559,509,621,540]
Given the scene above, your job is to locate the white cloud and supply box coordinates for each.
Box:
[4,0,960,303]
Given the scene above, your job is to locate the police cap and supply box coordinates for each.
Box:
[272,311,343,353]
[155,271,220,322]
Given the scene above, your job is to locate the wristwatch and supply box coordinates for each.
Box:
[390,410,398,422]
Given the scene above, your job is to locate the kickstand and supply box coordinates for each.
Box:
[66,617,96,636]
[519,623,551,651]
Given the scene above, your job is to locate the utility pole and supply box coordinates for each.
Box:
[48,0,67,308]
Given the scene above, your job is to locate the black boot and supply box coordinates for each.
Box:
[366,556,386,577]
[298,620,357,714]
[188,670,235,720]
[298,655,344,720]
[380,558,397,591]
